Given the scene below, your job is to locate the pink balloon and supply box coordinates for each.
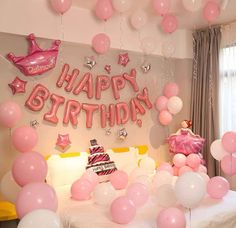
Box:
[179,165,193,176]
[43,94,65,124]
[16,182,58,219]
[197,164,207,174]
[157,163,174,175]
[161,14,178,33]
[81,170,99,189]
[203,1,220,23]
[186,154,201,169]
[155,96,168,111]
[156,207,186,228]
[221,154,236,175]
[173,154,186,168]
[152,0,171,15]
[159,110,172,126]
[222,131,236,153]
[12,152,48,187]
[173,166,179,176]
[207,176,229,199]
[0,101,22,128]
[110,196,136,224]
[63,99,81,126]
[126,183,149,207]
[50,0,72,14]
[116,102,130,125]
[163,82,179,98]
[92,33,111,54]
[95,0,114,21]
[96,75,110,99]
[82,103,99,128]
[12,126,38,153]
[109,170,128,190]
[71,178,93,201]
[7,34,60,76]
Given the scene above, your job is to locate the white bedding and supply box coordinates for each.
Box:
[56,185,236,228]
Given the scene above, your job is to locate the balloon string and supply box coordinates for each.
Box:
[219,160,221,176]
[8,128,12,153]
[119,13,124,74]
[60,14,64,69]
[189,208,192,228]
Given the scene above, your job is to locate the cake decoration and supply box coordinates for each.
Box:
[86,139,117,181]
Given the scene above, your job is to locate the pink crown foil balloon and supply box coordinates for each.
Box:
[7,34,61,76]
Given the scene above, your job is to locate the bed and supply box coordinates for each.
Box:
[56,186,236,228]
[46,146,236,228]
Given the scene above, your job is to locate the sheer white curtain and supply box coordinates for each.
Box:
[219,44,236,136]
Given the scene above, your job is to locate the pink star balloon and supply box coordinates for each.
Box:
[56,133,71,150]
[8,76,27,94]
[7,33,60,76]
[118,53,130,67]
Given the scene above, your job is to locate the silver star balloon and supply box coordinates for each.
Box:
[105,128,112,136]
[118,128,128,140]
[141,62,151,73]
[84,56,96,70]
[30,120,39,128]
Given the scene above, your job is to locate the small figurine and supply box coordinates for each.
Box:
[167,120,205,155]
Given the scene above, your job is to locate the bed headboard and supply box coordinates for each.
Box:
[46,145,148,187]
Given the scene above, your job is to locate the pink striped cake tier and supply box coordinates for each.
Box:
[88,153,110,165]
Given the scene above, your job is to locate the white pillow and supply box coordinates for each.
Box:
[46,153,88,188]
[107,147,146,175]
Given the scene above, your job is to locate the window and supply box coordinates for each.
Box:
[219,44,236,136]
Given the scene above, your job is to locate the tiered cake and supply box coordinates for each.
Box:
[86,139,117,181]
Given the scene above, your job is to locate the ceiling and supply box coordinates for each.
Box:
[72,0,236,29]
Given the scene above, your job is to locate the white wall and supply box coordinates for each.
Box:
[0,0,193,59]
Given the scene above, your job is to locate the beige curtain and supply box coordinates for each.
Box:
[191,27,221,177]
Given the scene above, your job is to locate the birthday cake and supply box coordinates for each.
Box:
[86,139,117,181]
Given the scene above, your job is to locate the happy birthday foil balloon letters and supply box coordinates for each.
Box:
[7,34,61,76]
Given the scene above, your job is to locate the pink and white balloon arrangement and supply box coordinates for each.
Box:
[155,82,183,126]
[0,101,61,227]
[211,131,236,175]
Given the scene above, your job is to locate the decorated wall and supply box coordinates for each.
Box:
[0,32,192,200]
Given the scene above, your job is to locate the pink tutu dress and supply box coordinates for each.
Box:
[167,128,205,156]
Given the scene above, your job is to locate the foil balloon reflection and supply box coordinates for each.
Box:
[7,34,61,76]
[118,128,128,140]
[167,120,205,156]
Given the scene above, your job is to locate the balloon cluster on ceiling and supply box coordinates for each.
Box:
[49,0,222,55]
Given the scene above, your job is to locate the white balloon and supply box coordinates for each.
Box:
[0,171,21,203]
[152,170,173,190]
[17,209,61,228]
[129,167,149,182]
[161,40,175,58]
[140,37,156,55]
[139,157,156,174]
[175,172,206,208]
[130,10,147,30]
[132,175,152,191]
[112,0,132,13]
[198,172,210,184]
[167,96,183,115]
[182,0,202,12]
[93,183,116,206]
[154,184,177,207]
[210,139,228,161]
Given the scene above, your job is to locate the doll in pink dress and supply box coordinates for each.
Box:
[167,120,205,156]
